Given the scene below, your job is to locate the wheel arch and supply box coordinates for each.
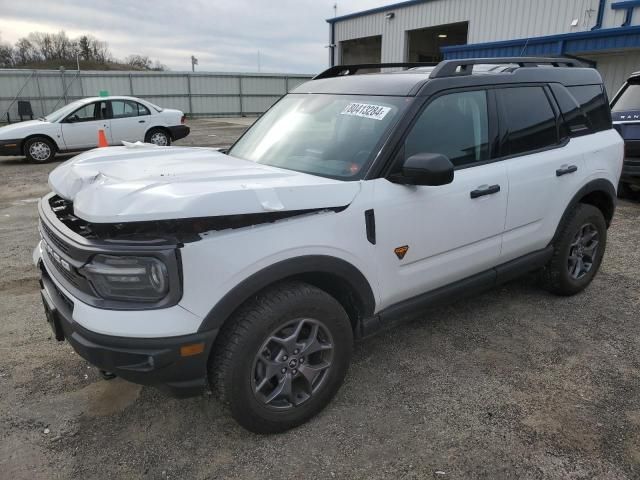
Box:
[197,255,377,334]
[22,134,59,155]
[552,178,616,244]
[145,125,172,141]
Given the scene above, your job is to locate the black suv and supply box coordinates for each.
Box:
[611,71,640,196]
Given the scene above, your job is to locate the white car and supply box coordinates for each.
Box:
[34,58,623,434]
[0,96,189,162]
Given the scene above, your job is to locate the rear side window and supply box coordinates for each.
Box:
[612,82,640,112]
[405,90,489,167]
[498,86,558,156]
[567,85,611,132]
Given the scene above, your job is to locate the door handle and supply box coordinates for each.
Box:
[138,120,146,123]
[470,184,501,199]
[556,164,578,176]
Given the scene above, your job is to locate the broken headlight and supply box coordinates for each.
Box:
[81,254,170,302]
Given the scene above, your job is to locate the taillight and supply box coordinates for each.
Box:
[181,115,186,124]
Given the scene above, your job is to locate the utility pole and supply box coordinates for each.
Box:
[191,55,198,72]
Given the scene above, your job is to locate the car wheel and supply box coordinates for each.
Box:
[24,137,55,163]
[541,203,607,296]
[146,128,171,146]
[209,281,353,434]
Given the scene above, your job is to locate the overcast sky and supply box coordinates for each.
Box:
[0,0,391,73]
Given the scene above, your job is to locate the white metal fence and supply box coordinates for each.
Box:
[0,69,313,122]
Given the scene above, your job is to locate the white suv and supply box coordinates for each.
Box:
[0,96,188,162]
[34,58,623,433]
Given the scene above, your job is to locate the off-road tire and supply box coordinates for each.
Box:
[542,203,607,296]
[209,281,353,434]
[24,136,56,163]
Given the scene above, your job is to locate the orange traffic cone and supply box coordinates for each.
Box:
[97,129,109,147]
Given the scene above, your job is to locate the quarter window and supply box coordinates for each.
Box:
[405,90,489,167]
[567,85,610,132]
[499,86,558,156]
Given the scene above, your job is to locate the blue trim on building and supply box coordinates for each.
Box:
[611,0,640,26]
[441,25,640,59]
[326,0,430,23]
[592,0,607,30]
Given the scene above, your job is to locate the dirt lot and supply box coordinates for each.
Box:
[1,118,639,479]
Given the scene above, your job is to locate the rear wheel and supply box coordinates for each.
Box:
[24,137,55,163]
[145,128,171,146]
[542,203,607,296]
[209,281,353,433]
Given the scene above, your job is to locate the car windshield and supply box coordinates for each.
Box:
[228,94,410,179]
[44,100,90,122]
[612,82,640,112]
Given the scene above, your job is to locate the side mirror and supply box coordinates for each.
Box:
[398,153,454,186]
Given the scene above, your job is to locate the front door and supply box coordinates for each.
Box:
[372,89,508,310]
[60,101,109,149]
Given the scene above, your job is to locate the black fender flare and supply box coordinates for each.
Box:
[197,255,376,332]
[551,178,617,244]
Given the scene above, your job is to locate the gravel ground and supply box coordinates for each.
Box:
[0,118,639,479]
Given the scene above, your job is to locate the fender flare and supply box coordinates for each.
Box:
[197,255,376,332]
[551,178,617,244]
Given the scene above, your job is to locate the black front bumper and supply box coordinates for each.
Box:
[168,125,190,141]
[0,138,22,156]
[621,157,640,186]
[39,264,218,398]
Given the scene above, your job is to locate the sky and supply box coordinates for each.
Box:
[0,0,392,74]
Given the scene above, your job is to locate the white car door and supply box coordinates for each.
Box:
[108,100,151,143]
[60,101,109,149]
[372,89,508,310]
[497,85,587,263]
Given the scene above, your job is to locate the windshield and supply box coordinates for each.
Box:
[612,82,640,112]
[44,100,89,122]
[228,94,410,179]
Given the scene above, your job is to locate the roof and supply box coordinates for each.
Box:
[326,0,430,23]
[291,60,603,97]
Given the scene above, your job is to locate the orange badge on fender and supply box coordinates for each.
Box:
[394,245,409,260]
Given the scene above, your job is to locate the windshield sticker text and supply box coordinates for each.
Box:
[340,103,391,121]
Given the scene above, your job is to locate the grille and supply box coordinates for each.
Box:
[41,220,71,255]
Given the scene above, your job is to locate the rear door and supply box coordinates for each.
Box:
[60,101,109,149]
[498,85,586,262]
[373,88,509,309]
[108,100,151,143]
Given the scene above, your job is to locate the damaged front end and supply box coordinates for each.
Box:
[47,194,346,244]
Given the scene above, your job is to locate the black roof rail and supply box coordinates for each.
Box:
[314,62,438,80]
[428,56,589,79]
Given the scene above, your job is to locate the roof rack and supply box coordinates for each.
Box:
[313,62,438,80]
[428,56,588,79]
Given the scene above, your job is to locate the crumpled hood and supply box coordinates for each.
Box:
[48,145,360,223]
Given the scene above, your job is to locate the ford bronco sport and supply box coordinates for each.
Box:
[35,57,623,433]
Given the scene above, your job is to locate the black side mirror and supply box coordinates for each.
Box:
[397,153,454,186]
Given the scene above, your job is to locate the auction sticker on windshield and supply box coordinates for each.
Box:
[340,103,391,121]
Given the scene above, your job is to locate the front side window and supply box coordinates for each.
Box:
[65,102,106,123]
[499,86,558,156]
[228,94,409,180]
[405,90,489,167]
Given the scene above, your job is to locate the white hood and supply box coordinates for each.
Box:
[48,145,361,223]
[0,119,48,138]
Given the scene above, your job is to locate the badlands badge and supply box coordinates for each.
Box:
[394,245,409,260]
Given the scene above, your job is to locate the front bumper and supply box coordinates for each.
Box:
[621,157,640,185]
[168,125,190,141]
[38,262,218,397]
[0,138,22,156]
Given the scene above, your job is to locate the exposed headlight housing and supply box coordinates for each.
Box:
[81,254,170,302]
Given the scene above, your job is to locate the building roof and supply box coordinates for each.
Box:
[326,0,430,24]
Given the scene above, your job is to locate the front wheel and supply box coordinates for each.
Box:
[542,203,607,296]
[145,128,171,146]
[24,137,55,163]
[209,281,353,433]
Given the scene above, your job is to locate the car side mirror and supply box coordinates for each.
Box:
[397,153,454,186]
